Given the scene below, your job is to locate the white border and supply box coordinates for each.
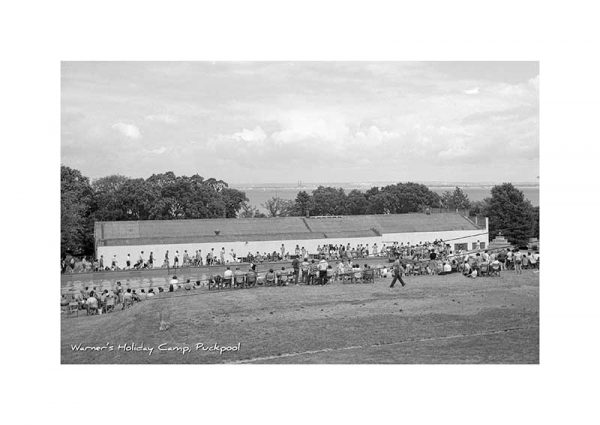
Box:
[3,0,599,424]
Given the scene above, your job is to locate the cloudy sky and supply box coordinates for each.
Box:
[62,62,539,184]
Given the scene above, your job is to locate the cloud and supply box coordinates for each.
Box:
[111,122,141,139]
[231,126,267,143]
[145,114,177,124]
[464,87,480,95]
[270,110,350,145]
[147,146,167,154]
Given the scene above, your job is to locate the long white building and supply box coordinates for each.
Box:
[94,213,488,266]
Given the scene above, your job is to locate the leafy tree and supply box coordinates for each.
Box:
[441,187,471,210]
[310,186,348,215]
[221,188,249,218]
[262,196,295,217]
[367,182,440,214]
[469,199,490,216]
[487,183,537,245]
[293,190,313,216]
[61,165,94,256]
[345,189,369,215]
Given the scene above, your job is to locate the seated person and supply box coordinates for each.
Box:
[462,261,472,276]
[352,264,362,282]
[246,269,257,286]
[169,276,178,292]
[490,258,501,274]
[223,267,234,286]
[184,279,192,290]
[440,262,452,275]
[277,267,288,286]
[122,288,133,308]
[265,268,276,285]
[234,267,245,287]
[86,293,98,312]
[467,268,478,278]
[147,288,156,298]
[132,290,141,302]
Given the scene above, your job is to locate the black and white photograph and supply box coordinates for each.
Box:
[5,1,600,423]
[60,61,539,364]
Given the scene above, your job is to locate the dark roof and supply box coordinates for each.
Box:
[95,213,481,247]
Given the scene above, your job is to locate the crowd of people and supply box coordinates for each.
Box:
[62,239,540,317]
[62,241,409,273]
[61,238,540,279]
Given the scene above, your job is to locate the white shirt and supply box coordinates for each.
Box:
[318,260,328,271]
[223,269,233,279]
[443,263,452,272]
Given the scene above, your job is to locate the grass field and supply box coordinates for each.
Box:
[61,270,539,364]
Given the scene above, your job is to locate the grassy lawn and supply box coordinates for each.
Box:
[61,270,539,364]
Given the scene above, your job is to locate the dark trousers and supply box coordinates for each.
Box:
[293,269,299,284]
[390,272,405,288]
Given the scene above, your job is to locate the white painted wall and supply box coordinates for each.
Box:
[96,222,488,267]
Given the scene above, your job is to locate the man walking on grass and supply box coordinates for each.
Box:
[390,255,406,288]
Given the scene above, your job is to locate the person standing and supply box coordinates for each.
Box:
[513,249,523,274]
[318,257,328,285]
[292,256,300,285]
[220,247,225,264]
[390,256,406,288]
[174,251,180,268]
[301,257,310,284]
[280,244,286,260]
[164,251,170,268]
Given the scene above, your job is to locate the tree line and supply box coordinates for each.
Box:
[61,166,248,256]
[252,183,539,246]
[62,165,539,256]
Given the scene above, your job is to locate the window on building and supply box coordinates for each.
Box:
[472,242,478,250]
[455,243,468,252]
[480,242,486,249]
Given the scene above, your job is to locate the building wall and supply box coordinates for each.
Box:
[96,221,488,267]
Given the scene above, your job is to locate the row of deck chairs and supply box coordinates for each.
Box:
[206,268,378,291]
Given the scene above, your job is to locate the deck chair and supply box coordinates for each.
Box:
[208,275,221,290]
[340,272,352,284]
[87,303,98,315]
[122,298,133,309]
[68,301,79,317]
[362,269,375,284]
[278,273,289,286]
[105,297,115,313]
[246,273,257,287]
[234,274,246,289]
[490,262,501,277]
[222,276,233,289]
[479,262,490,277]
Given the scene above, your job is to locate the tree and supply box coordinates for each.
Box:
[220,188,249,218]
[366,182,440,214]
[469,199,490,216]
[61,165,94,256]
[486,183,537,246]
[310,186,348,215]
[293,190,313,216]
[345,189,369,215]
[238,202,266,218]
[441,187,471,210]
[262,196,295,217]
